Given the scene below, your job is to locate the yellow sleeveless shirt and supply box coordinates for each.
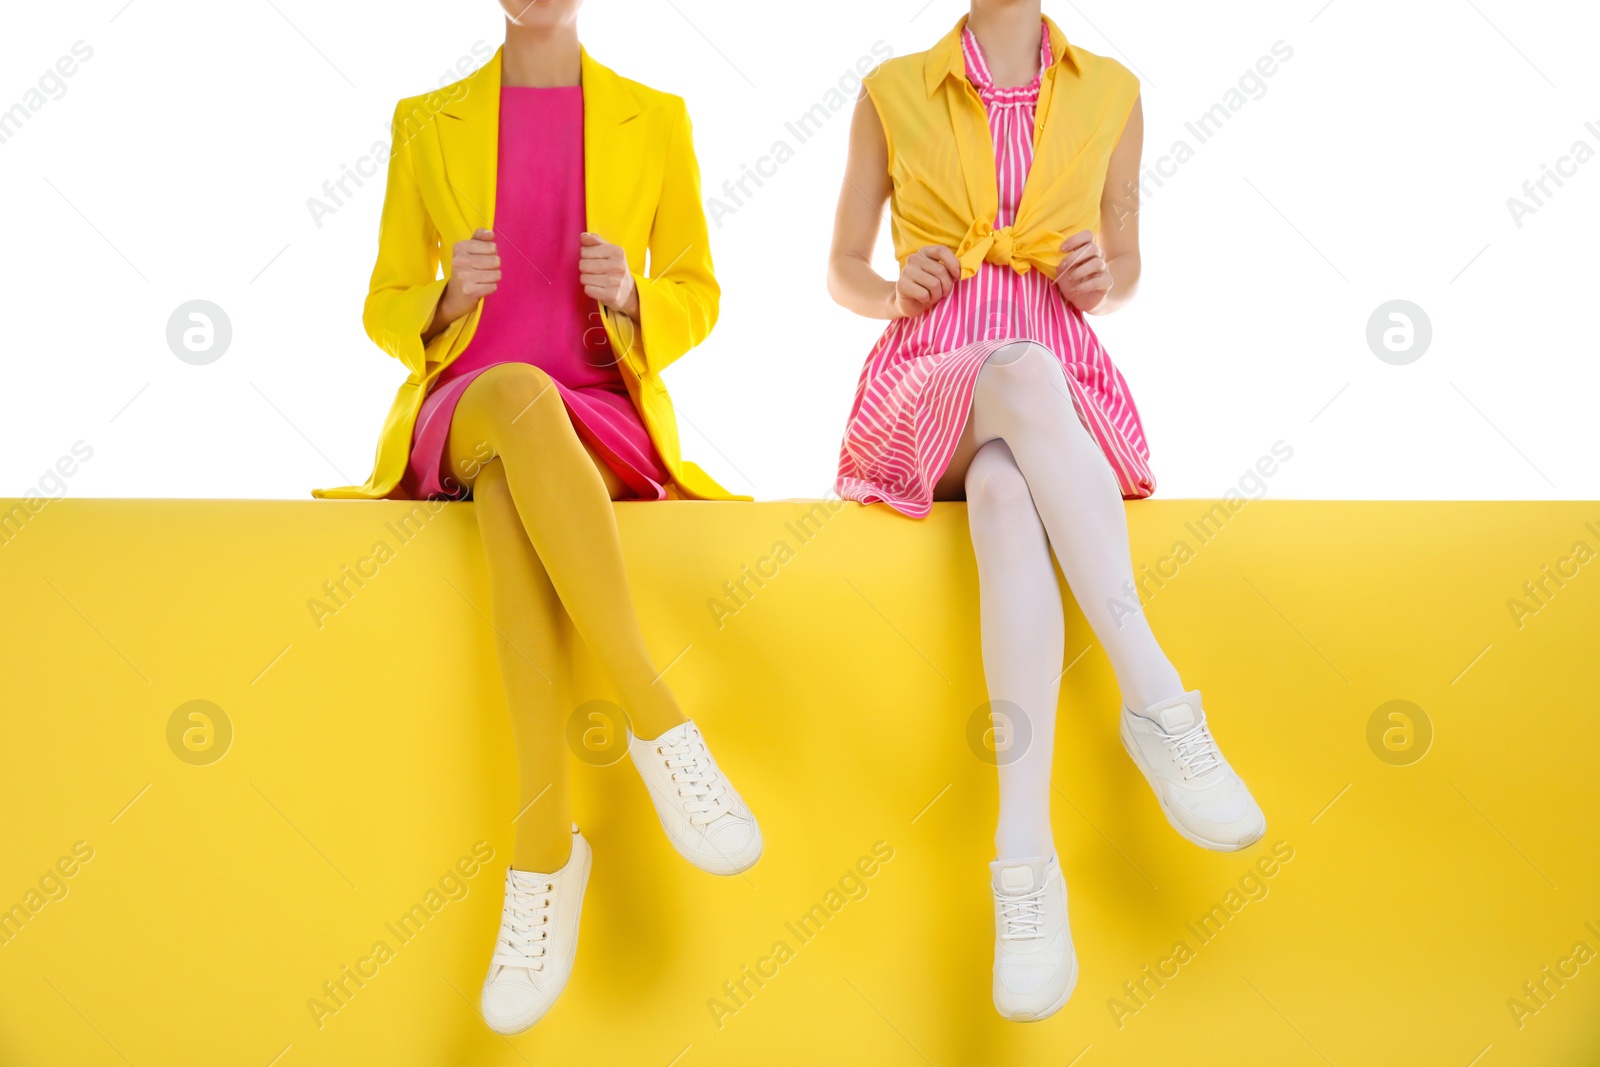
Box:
[864,15,1139,280]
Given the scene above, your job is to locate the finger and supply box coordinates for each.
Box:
[930,246,961,279]
[458,254,501,270]
[1076,286,1111,310]
[912,248,955,284]
[457,241,498,259]
[1063,240,1101,270]
[1060,243,1098,275]
[1059,229,1094,254]
[579,243,626,265]
[1062,248,1103,280]
[1067,280,1112,306]
[473,228,495,241]
[906,265,939,294]
[899,278,931,304]
[579,231,607,247]
[1067,257,1107,282]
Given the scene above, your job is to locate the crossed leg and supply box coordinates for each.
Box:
[445,362,687,872]
[937,342,1185,860]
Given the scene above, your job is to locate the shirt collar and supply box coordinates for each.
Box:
[923,13,1077,97]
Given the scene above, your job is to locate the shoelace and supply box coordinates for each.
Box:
[657,731,734,826]
[492,874,554,972]
[997,884,1047,942]
[1164,717,1223,779]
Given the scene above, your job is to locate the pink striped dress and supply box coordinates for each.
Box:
[835,22,1154,518]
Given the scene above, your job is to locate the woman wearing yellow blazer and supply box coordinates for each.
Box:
[315,0,761,1035]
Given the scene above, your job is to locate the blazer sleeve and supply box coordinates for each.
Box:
[362,100,449,378]
[628,97,720,376]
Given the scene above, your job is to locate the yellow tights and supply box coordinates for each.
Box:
[445,363,686,874]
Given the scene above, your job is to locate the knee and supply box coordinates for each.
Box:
[470,364,565,432]
[977,343,1067,414]
[985,341,1057,376]
[965,442,1034,515]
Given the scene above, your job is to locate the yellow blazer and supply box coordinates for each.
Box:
[864,15,1139,281]
[314,47,738,501]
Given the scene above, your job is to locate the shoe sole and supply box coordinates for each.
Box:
[1120,718,1266,853]
[482,844,592,1036]
[641,777,764,876]
[998,950,1079,1023]
[630,741,764,876]
[671,819,763,876]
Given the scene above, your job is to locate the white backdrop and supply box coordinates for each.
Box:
[3,0,1596,503]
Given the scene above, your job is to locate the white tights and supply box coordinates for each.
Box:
[962,341,1185,861]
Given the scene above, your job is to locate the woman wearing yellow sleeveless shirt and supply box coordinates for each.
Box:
[829,3,1267,1019]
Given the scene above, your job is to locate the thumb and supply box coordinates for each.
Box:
[579,231,605,246]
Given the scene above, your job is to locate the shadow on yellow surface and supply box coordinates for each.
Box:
[1,498,1597,1066]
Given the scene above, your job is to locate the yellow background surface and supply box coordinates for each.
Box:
[1,498,1597,1066]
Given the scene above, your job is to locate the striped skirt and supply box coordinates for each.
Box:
[834,266,1155,519]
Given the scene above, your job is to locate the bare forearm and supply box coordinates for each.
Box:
[829,253,899,320]
[1088,253,1141,315]
[1089,92,1144,317]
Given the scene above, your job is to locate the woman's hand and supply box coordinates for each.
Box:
[893,245,961,319]
[579,232,640,319]
[428,228,501,339]
[1056,230,1113,313]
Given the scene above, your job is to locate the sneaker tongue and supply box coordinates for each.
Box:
[998,864,1037,893]
[1157,701,1197,732]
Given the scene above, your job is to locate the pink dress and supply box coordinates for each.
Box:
[402,85,670,501]
[835,23,1154,518]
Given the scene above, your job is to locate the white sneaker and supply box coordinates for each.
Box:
[480,828,590,1035]
[1121,691,1266,852]
[991,855,1077,1022]
[628,719,761,876]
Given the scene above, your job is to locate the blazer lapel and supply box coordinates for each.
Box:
[435,50,503,233]
[580,48,644,245]
[433,48,643,243]
[579,50,652,377]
